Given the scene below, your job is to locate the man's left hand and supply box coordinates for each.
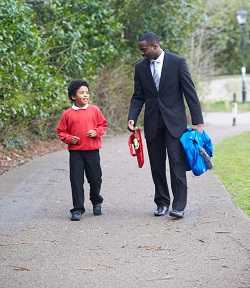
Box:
[192,124,204,132]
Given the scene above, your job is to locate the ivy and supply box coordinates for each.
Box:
[0,0,123,139]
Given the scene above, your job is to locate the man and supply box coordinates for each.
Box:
[128,32,204,218]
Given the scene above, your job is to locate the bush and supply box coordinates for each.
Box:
[0,0,123,145]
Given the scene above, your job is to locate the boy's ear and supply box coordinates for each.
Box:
[71,95,76,101]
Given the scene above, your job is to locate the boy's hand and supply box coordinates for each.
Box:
[71,136,80,144]
[87,129,97,138]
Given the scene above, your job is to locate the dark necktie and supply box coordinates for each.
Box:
[152,60,160,90]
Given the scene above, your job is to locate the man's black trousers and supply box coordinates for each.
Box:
[69,150,103,212]
[146,124,187,211]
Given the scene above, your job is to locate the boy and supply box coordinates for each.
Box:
[56,80,108,221]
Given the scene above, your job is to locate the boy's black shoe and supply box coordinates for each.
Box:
[93,204,102,216]
[154,206,169,216]
[71,210,82,221]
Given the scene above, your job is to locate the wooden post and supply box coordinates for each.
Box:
[232,93,238,126]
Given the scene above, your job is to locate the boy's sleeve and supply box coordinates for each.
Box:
[56,112,73,144]
[95,108,108,138]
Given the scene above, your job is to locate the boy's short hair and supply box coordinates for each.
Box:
[68,80,89,100]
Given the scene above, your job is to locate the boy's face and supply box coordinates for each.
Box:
[72,85,89,107]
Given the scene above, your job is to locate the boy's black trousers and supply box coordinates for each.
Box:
[69,150,103,212]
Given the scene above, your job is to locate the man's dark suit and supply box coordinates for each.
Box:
[128,51,203,211]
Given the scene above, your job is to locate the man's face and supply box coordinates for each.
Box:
[72,85,89,107]
[138,40,158,60]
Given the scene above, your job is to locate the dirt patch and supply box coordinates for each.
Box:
[0,139,65,175]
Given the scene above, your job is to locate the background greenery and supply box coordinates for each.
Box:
[214,132,250,215]
[1,0,250,148]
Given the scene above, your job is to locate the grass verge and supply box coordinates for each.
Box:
[214,132,250,216]
[202,101,250,112]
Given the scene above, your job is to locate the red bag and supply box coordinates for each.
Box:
[128,128,144,168]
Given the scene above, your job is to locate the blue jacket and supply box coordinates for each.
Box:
[180,129,213,176]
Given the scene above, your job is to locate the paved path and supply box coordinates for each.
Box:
[0,113,250,288]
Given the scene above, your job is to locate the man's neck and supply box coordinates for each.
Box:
[154,48,163,60]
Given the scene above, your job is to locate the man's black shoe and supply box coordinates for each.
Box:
[71,210,82,221]
[154,206,169,216]
[93,204,102,216]
[169,209,184,218]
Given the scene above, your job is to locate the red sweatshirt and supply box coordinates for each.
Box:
[56,105,108,151]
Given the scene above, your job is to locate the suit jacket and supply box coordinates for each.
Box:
[128,51,204,140]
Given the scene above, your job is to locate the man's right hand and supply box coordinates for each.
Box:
[71,136,80,144]
[128,120,135,131]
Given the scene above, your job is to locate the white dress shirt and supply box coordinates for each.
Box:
[72,104,89,110]
[150,50,164,79]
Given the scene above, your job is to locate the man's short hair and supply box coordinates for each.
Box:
[138,32,160,44]
[68,80,89,100]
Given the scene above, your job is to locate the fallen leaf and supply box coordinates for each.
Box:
[146,276,173,281]
[198,239,205,243]
[76,268,94,271]
[137,245,164,251]
[10,266,31,271]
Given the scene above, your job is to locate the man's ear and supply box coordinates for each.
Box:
[152,43,158,50]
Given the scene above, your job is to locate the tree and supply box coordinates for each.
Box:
[0,0,62,130]
[0,0,124,140]
[27,0,124,79]
[197,0,250,75]
[111,0,203,55]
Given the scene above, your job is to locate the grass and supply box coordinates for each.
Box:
[202,101,250,112]
[214,132,250,216]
